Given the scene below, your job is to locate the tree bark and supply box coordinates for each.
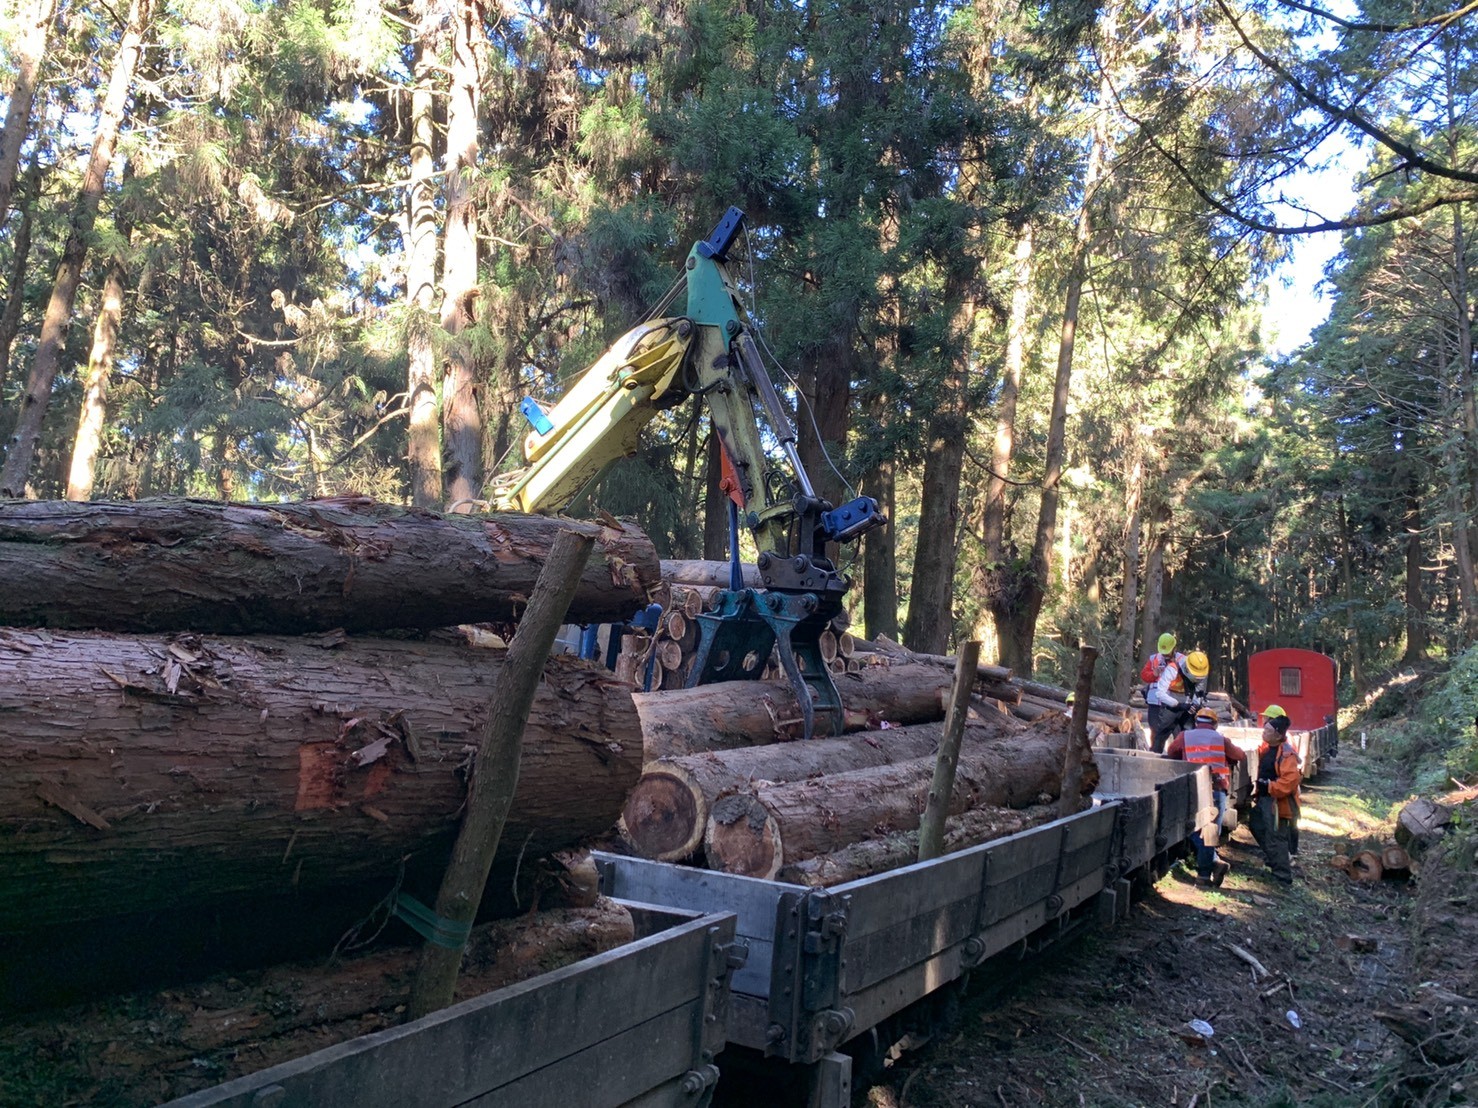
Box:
[0,498,661,632]
[620,712,1026,861]
[0,628,641,933]
[406,3,443,509]
[704,715,1096,879]
[1336,499,1365,697]
[1139,501,1168,656]
[659,558,760,590]
[65,200,131,501]
[0,158,37,394]
[979,221,1034,574]
[777,804,1057,887]
[702,430,728,561]
[0,0,56,223]
[440,0,484,509]
[862,457,899,641]
[0,0,151,497]
[409,528,594,1018]
[632,661,1018,759]
[1112,447,1143,701]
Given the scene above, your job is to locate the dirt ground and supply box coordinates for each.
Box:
[864,739,1475,1108]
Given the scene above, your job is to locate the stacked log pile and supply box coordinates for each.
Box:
[0,498,658,1004]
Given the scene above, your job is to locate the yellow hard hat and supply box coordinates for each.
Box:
[1264,704,1287,719]
[1185,650,1210,679]
[1157,632,1176,654]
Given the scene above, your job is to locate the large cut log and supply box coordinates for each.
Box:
[0,629,641,932]
[705,715,1097,879]
[633,661,1020,759]
[776,804,1060,886]
[620,714,1029,861]
[0,900,634,1106]
[0,498,660,632]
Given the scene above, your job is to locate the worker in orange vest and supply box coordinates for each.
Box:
[1249,707,1301,885]
[1166,706,1247,887]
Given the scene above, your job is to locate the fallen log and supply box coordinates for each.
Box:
[632,661,1020,759]
[620,715,1028,861]
[850,636,1013,681]
[0,629,642,932]
[659,559,761,589]
[776,804,1060,886]
[704,716,1096,879]
[0,900,634,1106]
[0,498,661,633]
[1395,796,1452,852]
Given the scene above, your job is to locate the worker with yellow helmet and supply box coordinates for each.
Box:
[1145,641,1211,753]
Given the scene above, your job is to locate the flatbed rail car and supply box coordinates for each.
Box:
[161,903,745,1108]
[596,753,1216,1107]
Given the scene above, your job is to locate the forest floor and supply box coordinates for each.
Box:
[864,731,1478,1108]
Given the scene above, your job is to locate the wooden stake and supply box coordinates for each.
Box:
[918,640,982,862]
[408,528,595,1019]
[1060,645,1098,818]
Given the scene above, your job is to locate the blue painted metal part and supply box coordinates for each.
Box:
[822,496,886,543]
[579,624,600,662]
[519,396,554,435]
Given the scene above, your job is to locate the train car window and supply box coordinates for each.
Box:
[1280,667,1302,696]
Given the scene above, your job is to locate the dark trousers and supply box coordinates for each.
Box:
[1148,704,1180,753]
[1249,796,1293,882]
[1190,790,1228,878]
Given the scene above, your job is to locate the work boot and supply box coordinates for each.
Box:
[1194,876,1213,889]
[1211,860,1230,887]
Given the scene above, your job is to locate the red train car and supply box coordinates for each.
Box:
[1247,648,1338,730]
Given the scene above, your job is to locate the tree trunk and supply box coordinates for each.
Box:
[0,158,37,393]
[979,222,1034,573]
[0,629,641,932]
[777,804,1057,887]
[1138,502,1168,658]
[1336,499,1365,697]
[862,456,899,641]
[704,715,1095,879]
[1112,447,1143,701]
[659,558,760,590]
[440,0,484,509]
[632,661,1017,760]
[0,0,56,222]
[0,0,151,497]
[406,6,443,509]
[701,430,728,561]
[904,290,973,654]
[1402,484,1428,663]
[0,498,662,632]
[65,204,131,501]
[620,713,1026,861]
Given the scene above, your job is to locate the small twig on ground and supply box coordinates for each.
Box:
[1054,1031,1104,1064]
[898,1066,923,1107]
[1225,943,1270,980]
[1225,1035,1267,1086]
[1310,1071,1356,1094]
[995,1085,1009,1108]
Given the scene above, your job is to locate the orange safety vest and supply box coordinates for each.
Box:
[1181,725,1229,790]
[1141,652,1188,693]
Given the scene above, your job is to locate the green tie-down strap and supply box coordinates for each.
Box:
[393,892,473,950]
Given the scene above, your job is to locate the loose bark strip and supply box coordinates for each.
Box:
[410,528,594,1018]
[705,715,1096,879]
[0,498,660,632]
[0,629,641,932]
[633,661,1019,759]
[620,714,1027,861]
[778,804,1058,887]
[919,641,982,863]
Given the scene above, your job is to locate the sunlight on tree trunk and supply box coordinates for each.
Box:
[0,0,56,222]
[65,230,129,501]
[0,0,150,497]
[1113,445,1143,701]
[406,3,443,509]
[440,0,484,510]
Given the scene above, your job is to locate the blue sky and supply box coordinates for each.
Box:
[1261,143,1358,357]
